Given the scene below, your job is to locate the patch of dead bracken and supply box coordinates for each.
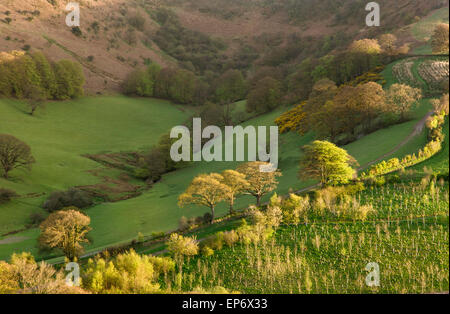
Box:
[77,152,148,202]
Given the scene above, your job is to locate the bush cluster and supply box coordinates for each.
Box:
[42,188,93,212]
[0,188,17,204]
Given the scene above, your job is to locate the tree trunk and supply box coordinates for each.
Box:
[256,195,261,207]
[210,206,215,224]
[229,200,234,215]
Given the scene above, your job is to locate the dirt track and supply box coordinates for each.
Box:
[358,111,434,170]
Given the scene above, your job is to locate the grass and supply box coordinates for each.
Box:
[412,119,449,174]
[182,218,449,293]
[177,181,449,294]
[0,96,192,254]
[0,89,438,261]
[381,59,403,88]
[344,99,432,167]
[413,44,433,55]
[411,7,449,42]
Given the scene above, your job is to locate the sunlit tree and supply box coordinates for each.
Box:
[236,162,282,206]
[299,141,357,186]
[39,208,91,261]
[386,83,422,120]
[221,170,249,214]
[178,173,229,222]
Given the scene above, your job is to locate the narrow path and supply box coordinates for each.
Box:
[358,111,433,170]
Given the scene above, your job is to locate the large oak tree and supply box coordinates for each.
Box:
[0,134,35,179]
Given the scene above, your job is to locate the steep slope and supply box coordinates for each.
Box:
[0,0,447,94]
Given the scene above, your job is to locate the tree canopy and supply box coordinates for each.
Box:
[431,23,449,54]
[39,209,91,261]
[0,134,35,179]
[299,140,357,186]
[236,161,282,206]
[178,173,229,222]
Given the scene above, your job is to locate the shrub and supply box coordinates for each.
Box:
[202,232,224,251]
[346,202,375,221]
[71,27,82,37]
[27,212,45,227]
[133,167,150,180]
[147,256,175,275]
[364,176,386,187]
[279,193,309,225]
[166,234,199,260]
[151,231,165,239]
[201,246,214,257]
[178,216,189,231]
[128,14,146,31]
[124,28,137,46]
[203,212,213,224]
[0,188,17,204]
[223,230,239,247]
[43,188,93,212]
[123,68,153,96]
[437,172,449,182]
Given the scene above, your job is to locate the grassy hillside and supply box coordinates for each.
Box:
[1,2,448,259]
[0,94,434,260]
[411,6,449,54]
[412,119,449,174]
[0,96,192,235]
[411,6,450,42]
[0,1,446,94]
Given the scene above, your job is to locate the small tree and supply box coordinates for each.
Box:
[0,134,35,179]
[24,85,46,115]
[431,23,449,54]
[299,141,357,186]
[236,161,282,206]
[178,173,228,223]
[432,93,449,116]
[379,34,397,54]
[166,233,198,267]
[386,84,422,120]
[39,208,91,261]
[221,169,249,214]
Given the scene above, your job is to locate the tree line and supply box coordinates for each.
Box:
[0,50,85,114]
[276,79,422,145]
